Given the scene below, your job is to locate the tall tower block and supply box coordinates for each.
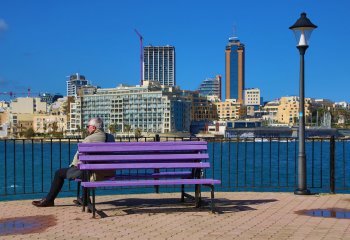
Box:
[225,37,245,103]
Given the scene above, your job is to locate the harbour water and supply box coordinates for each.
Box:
[1,139,350,201]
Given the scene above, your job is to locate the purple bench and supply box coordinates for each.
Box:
[78,141,221,217]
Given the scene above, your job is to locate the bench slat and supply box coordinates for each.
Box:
[79,153,209,162]
[79,162,210,170]
[78,144,207,153]
[81,178,221,188]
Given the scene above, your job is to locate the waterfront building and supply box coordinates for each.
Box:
[276,96,313,126]
[214,99,243,121]
[198,75,222,100]
[40,93,63,105]
[76,81,191,134]
[11,97,47,114]
[33,114,67,134]
[244,88,261,106]
[225,36,245,103]
[262,100,279,125]
[77,85,99,96]
[334,101,350,110]
[66,73,88,96]
[244,88,262,117]
[143,46,175,86]
[8,97,48,137]
[188,92,218,122]
[0,104,9,138]
[68,98,82,135]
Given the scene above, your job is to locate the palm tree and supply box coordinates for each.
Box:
[109,123,117,134]
[134,128,142,138]
[124,124,131,138]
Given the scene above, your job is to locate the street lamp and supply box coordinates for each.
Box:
[290,12,317,195]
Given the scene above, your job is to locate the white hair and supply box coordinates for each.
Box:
[88,117,104,130]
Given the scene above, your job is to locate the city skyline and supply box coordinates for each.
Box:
[1,1,350,102]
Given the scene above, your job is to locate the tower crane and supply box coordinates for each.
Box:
[134,29,144,85]
[0,88,40,98]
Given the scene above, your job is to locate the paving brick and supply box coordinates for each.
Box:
[1,192,350,239]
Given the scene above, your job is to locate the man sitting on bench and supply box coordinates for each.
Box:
[32,117,115,207]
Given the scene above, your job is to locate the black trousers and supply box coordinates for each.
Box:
[46,167,82,201]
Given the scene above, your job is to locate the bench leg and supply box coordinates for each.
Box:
[82,186,87,212]
[181,184,185,202]
[195,184,201,208]
[75,181,83,206]
[210,185,215,213]
[92,188,96,218]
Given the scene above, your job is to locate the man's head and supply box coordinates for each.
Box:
[86,117,104,134]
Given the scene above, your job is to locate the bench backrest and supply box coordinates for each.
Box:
[78,141,209,171]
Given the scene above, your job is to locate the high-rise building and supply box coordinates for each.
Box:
[66,73,88,96]
[225,37,245,103]
[143,46,175,86]
[198,75,222,100]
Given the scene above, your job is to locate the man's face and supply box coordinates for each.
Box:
[86,123,96,135]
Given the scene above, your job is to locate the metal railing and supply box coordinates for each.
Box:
[1,136,349,200]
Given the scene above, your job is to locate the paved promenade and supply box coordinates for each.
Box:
[1,192,350,239]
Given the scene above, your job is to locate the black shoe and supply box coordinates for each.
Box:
[32,199,55,207]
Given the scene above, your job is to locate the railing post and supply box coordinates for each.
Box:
[155,134,160,142]
[330,136,335,194]
[154,134,160,193]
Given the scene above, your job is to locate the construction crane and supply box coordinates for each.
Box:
[134,29,144,85]
[0,88,39,98]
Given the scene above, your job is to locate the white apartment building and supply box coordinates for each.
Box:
[72,81,191,134]
[244,88,261,106]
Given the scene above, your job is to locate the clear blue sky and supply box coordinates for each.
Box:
[0,0,349,102]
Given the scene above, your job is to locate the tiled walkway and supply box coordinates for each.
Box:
[1,192,350,239]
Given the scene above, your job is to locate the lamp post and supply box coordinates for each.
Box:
[290,13,317,195]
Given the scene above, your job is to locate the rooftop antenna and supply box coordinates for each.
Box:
[229,24,239,41]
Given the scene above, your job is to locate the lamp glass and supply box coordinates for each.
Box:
[292,27,315,46]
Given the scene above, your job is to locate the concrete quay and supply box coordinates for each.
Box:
[1,192,350,239]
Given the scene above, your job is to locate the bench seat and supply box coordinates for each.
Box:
[78,141,221,217]
[81,178,220,188]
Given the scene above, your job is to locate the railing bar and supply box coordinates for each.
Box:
[278,137,280,188]
[320,139,323,189]
[261,137,263,186]
[286,138,289,187]
[41,140,44,193]
[50,139,53,181]
[269,137,272,187]
[68,139,71,190]
[59,139,62,169]
[312,139,315,188]
[23,139,25,194]
[32,139,34,193]
[228,138,231,188]
[294,137,297,187]
[343,139,346,189]
[212,141,215,179]
[244,139,247,187]
[253,138,256,188]
[13,140,16,194]
[4,140,7,195]
[220,140,223,186]
[236,137,239,187]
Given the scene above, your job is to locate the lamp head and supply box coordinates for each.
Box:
[290,12,317,47]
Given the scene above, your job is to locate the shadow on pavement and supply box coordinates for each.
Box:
[93,197,278,217]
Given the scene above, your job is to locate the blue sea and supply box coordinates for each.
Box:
[1,139,350,201]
